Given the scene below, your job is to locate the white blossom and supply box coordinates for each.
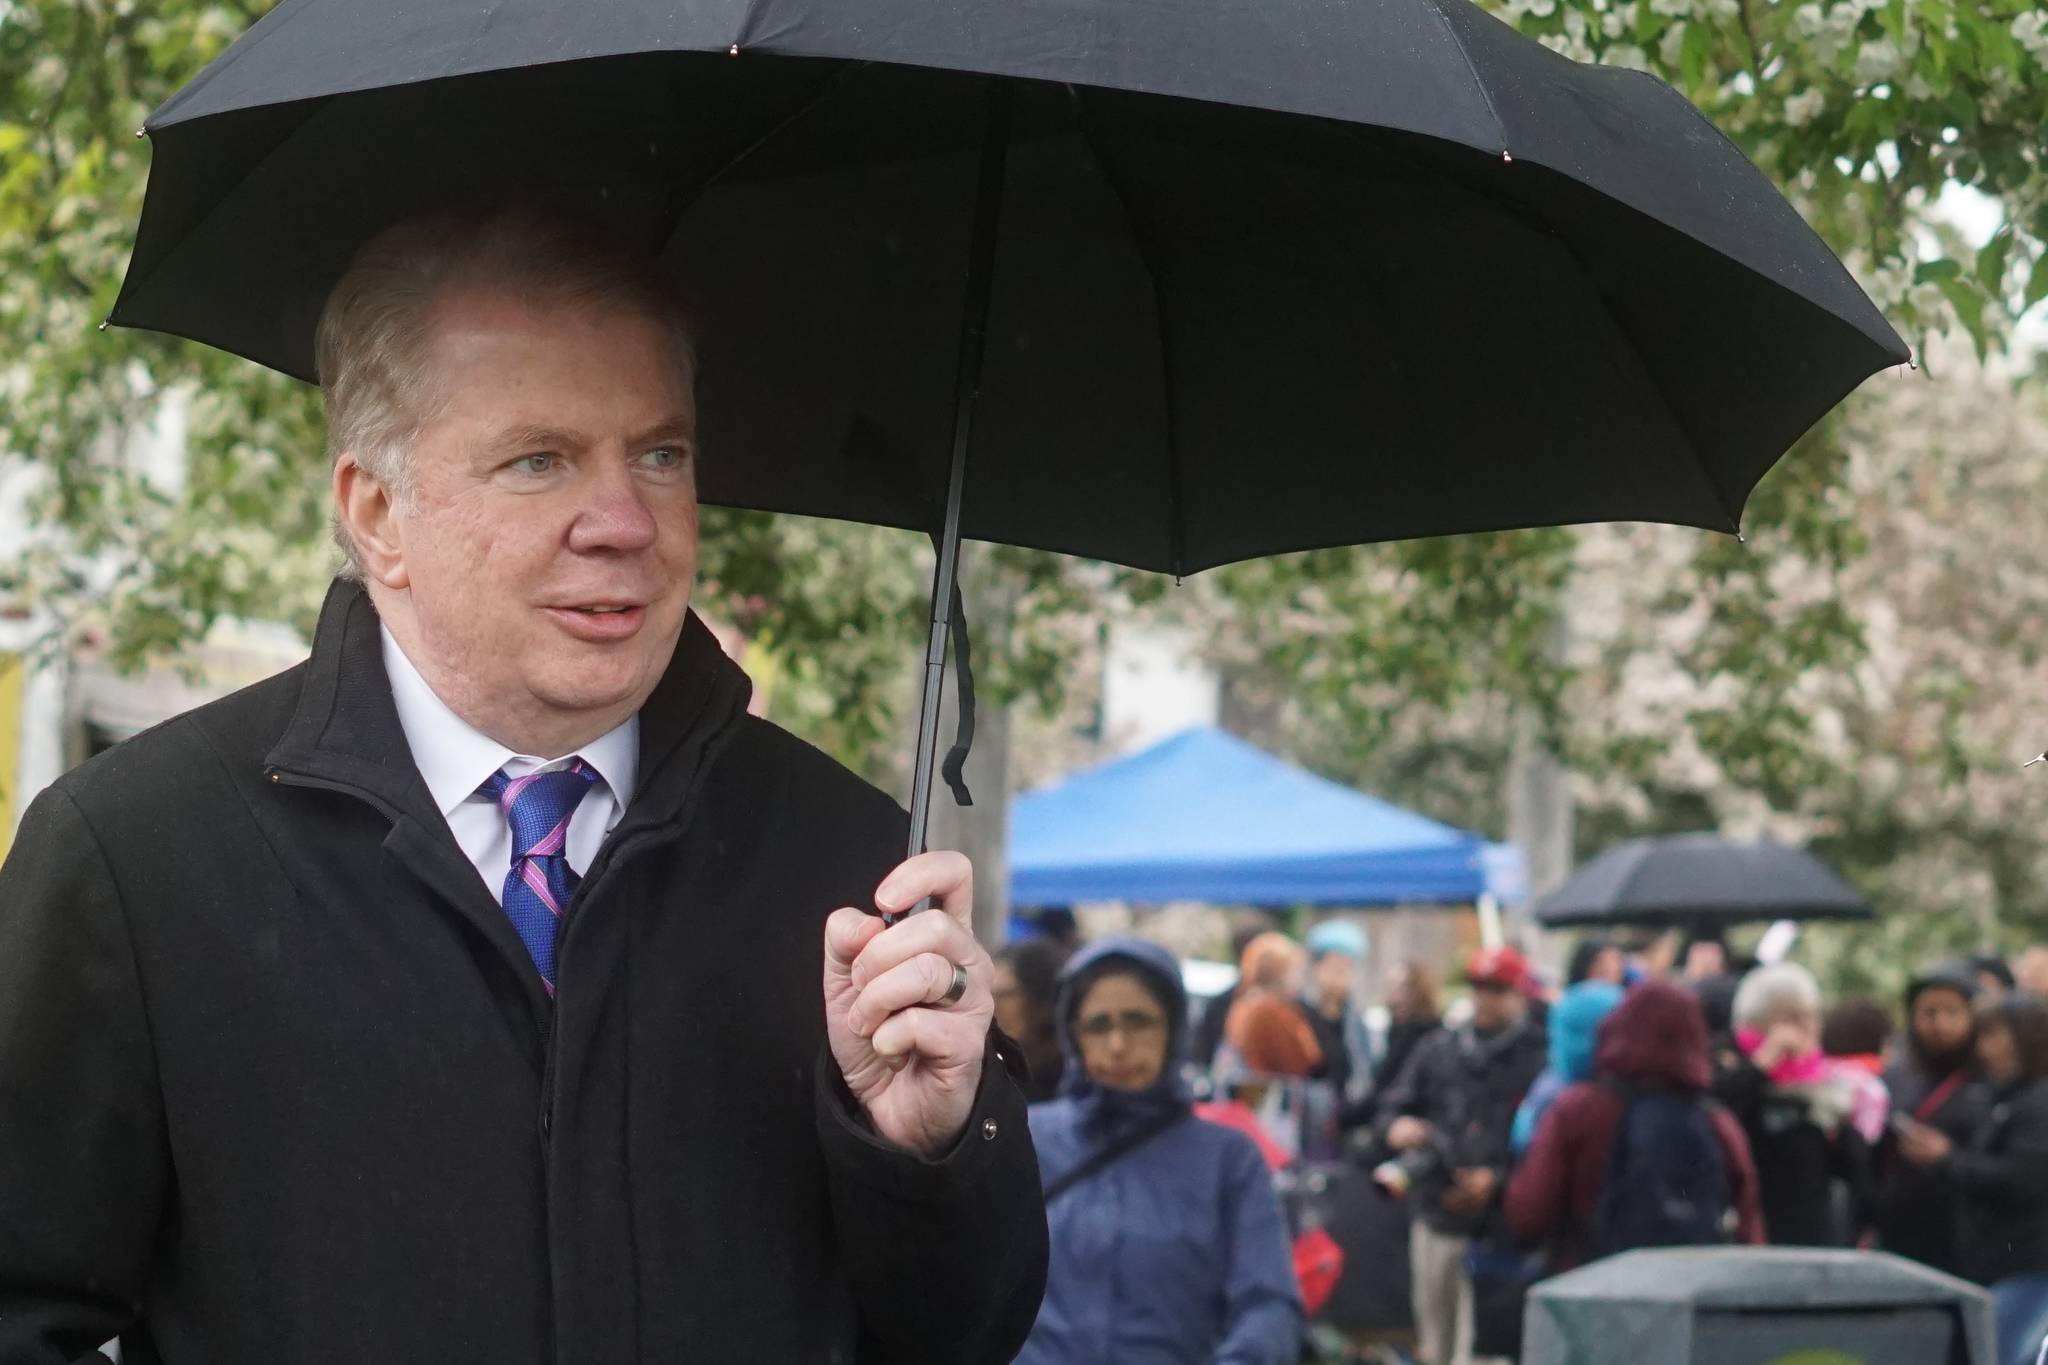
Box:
[2014,10,2048,61]
[1783,87,1827,126]
[1906,280,1946,320]
[1603,43,1651,70]
[1793,3,1825,37]
[1601,8,1629,36]
[1659,22,1689,66]
[1854,37,1903,84]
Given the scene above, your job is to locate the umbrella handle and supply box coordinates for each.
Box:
[892,80,1012,925]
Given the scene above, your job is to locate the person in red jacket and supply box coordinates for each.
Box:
[1506,980,1766,1270]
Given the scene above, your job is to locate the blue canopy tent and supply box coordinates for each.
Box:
[1009,726,1521,906]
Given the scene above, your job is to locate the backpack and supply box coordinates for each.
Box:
[1589,1083,1732,1258]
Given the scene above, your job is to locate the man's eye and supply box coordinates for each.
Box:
[511,453,557,475]
[639,446,687,469]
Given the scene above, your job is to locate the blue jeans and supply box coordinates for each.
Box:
[1993,1274,2048,1365]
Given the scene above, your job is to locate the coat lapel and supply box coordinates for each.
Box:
[264,578,755,1030]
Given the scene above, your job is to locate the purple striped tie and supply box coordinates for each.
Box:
[479,760,597,995]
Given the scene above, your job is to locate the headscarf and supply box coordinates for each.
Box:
[1055,936,1193,1134]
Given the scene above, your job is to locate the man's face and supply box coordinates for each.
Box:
[1313,952,1355,1005]
[359,280,698,752]
[1471,980,1524,1032]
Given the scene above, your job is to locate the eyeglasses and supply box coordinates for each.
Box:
[1075,1010,1167,1043]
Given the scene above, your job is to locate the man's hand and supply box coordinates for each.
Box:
[1387,1116,1433,1152]
[824,851,994,1156]
[1441,1166,1498,1216]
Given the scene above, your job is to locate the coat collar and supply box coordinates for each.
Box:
[266,577,752,828]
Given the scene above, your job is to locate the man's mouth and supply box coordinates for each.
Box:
[546,602,649,640]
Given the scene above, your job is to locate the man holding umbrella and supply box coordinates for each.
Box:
[0,210,1046,1364]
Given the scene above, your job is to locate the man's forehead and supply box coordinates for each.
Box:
[419,279,695,431]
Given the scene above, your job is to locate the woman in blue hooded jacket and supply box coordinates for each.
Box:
[1017,936,1303,1365]
[1512,980,1625,1156]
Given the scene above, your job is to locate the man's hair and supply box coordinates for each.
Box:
[316,205,695,577]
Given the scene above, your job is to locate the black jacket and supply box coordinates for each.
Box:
[1713,1057,1872,1248]
[1371,1016,1443,1098]
[1370,1017,1546,1235]
[1874,1055,1986,1276]
[0,580,1047,1365]
[1949,1077,2048,1286]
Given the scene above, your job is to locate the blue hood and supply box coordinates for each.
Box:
[1549,981,1625,1083]
[1053,936,1192,1129]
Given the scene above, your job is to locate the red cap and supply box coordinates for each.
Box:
[1465,946,1531,991]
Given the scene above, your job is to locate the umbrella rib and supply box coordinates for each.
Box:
[1071,88,1188,579]
[1414,0,1509,157]
[660,62,868,235]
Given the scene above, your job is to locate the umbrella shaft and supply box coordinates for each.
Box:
[901,81,1013,912]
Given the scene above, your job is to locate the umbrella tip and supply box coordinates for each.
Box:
[135,127,146,139]
[97,318,109,332]
[1501,149,1514,163]
[2026,752,2047,770]
[728,43,740,55]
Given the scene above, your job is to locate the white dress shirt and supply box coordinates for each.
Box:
[381,625,638,903]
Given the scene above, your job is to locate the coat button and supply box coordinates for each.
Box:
[981,1118,999,1141]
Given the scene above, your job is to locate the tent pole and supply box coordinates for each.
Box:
[899,81,1011,912]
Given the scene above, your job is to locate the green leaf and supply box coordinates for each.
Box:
[1681,22,1712,91]
[2026,252,2048,312]
[1916,257,1963,283]
[1936,276,1990,362]
[1977,229,2013,292]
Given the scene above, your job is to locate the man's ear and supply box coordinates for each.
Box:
[332,454,410,589]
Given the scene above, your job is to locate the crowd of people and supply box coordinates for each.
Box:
[991,918,2048,1365]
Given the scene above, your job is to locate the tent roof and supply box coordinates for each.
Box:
[1008,726,1509,906]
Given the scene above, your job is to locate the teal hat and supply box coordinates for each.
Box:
[1306,919,1368,962]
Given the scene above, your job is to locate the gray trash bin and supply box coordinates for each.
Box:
[1523,1247,1994,1365]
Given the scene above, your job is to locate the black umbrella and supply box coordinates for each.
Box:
[1535,833,1873,930]
[111,0,1909,862]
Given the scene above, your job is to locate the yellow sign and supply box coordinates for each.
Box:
[0,652,21,859]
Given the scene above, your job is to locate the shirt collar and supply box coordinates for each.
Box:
[380,623,639,818]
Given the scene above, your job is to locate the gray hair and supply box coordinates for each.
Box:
[316,205,695,577]
[1732,962,1822,1030]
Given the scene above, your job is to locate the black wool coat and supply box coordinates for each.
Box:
[0,579,1048,1365]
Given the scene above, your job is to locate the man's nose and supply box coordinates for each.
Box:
[568,460,660,554]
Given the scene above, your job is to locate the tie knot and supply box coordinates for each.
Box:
[480,760,598,861]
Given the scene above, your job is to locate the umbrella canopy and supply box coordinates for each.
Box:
[1535,833,1871,930]
[1525,1247,1992,1365]
[117,0,1906,575]
[114,0,1908,859]
[1009,727,1515,906]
